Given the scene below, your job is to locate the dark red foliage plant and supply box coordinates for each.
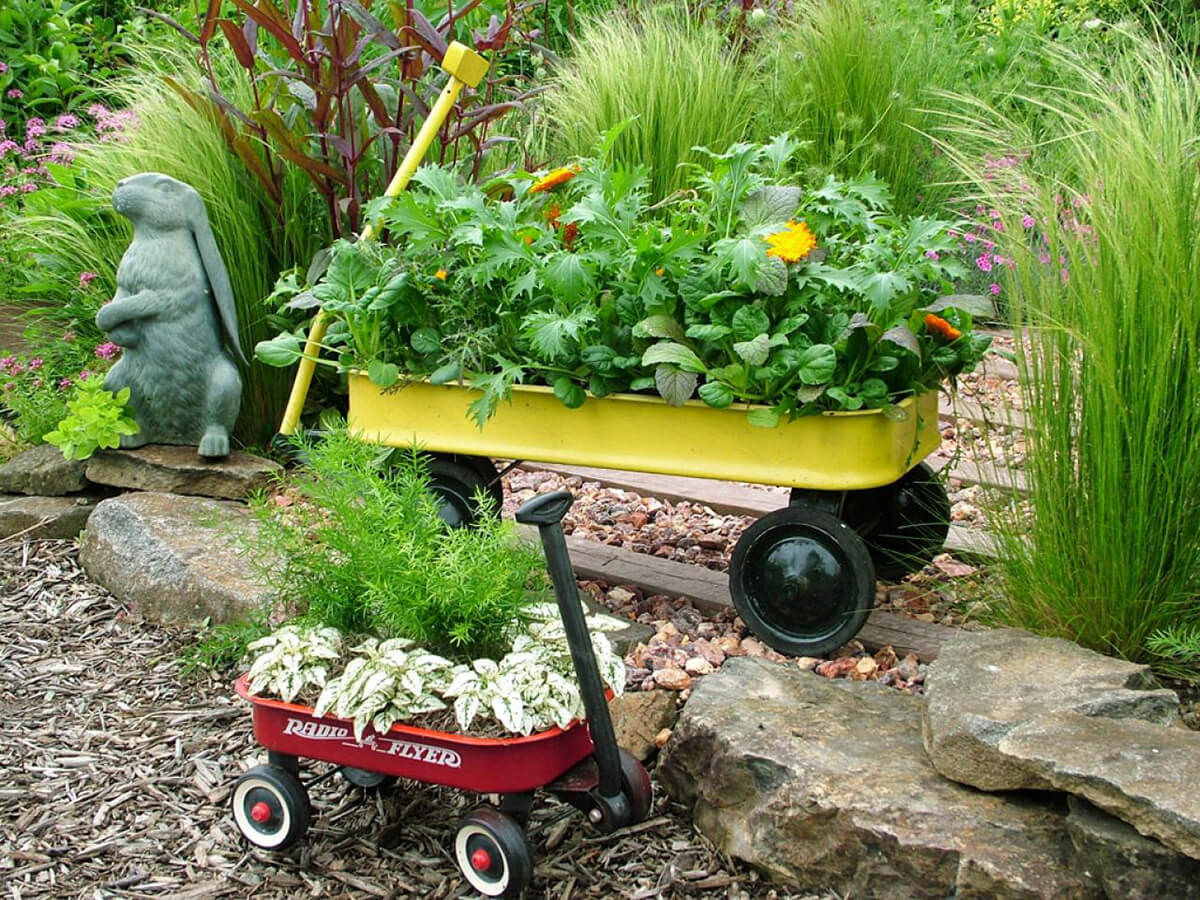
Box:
[149,0,543,240]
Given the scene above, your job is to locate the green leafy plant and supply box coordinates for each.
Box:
[180,609,273,677]
[43,378,138,460]
[249,429,545,659]
[314,637,453,740]
[258,138,989,427]
[245,624,344,702]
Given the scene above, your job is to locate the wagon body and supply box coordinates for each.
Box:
[347,377,941,491]
[234,674,596,794]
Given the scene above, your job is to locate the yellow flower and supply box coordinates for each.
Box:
[763,220,817,263]
[530,166,579,194]
[435,268,448,281]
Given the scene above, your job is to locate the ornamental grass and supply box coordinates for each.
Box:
[945,31,1200,668]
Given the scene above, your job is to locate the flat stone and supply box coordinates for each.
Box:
[923,629,1178,791]
[0,494,99,540]
[1001,710,1200,859]
[79,492,272,625]
[583,596,655,658]
[1066,796,1200,898]
[609,689,678,761]
[0,444,88,495]
[659,656,1098,898]
[85,445,282,500]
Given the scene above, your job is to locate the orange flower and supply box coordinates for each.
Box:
[434,268,448,281]
[530,166,579,194]
[562,221,579,251]
[543,202,562,229]
[655,267,665,276]
[763,220,818,263]
[924,313,961,341]
[524,234,533,245]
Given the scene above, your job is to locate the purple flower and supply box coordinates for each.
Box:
[0,62,8,74]
[0,185,17,198]
[963,233,976,244]
[924,250,940,261]
[5,89,22,100]
[976,253,993,273]
[28,357,42,371]
[94,342,120,360]
[1038,252,1052,265]
[9,361,24,375]
[54,114,80,131]
[47,142,73,165]
[0,139,19,156]
[58,377,72,390]
[25,118,45,139]
[1022,214,1036,229]
[78,271,98,290]
[0,355,14,374]
[19,182,36,194]
[990,283,1002,296]
[78,370,91,381]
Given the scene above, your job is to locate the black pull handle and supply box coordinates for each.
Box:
[514,490,574,526]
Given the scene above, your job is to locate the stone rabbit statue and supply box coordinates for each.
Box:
[96,173,246,458]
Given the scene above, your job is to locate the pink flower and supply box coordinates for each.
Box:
[990,283,1002,296]
[1038,252,1052,265]
[0,355,14,373]
[94,342,120,360]
[924,250,940,261]
[62,330,75,343]
[1021,214,1036,229]
[0,185,17,198]
[25,118,45,139]
[27,357,42,371]
[0,140,19,156]
[78,271,98,289]
[54,114,80,130]
[0,62,8,74]
[9,361,24,375]
[58,377,72,390]
[77,370,91,381]
[47,142,73,165]
[19,183,35,194]
[963,233,976,243]
[976,253,993,273]
[6,89,22,100]
[1061,268,1070,284]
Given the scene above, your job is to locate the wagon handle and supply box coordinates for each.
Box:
[515,491,631,829]
[277,42,490,437]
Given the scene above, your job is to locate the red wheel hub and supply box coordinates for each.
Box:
[250,801,273,824]
[470,847,492,871]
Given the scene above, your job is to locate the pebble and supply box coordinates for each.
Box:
[684,657,714,676]
[652,668,692,691]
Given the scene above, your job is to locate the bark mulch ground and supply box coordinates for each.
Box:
[0,540,829,900]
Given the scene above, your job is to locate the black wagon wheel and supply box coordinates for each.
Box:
[231,764,310,850]
[619,748,653,825]
[454,807,533,898]
[339,766,395,791]
[425,453,502,529]
[729,505,875,657]
[840,462,951,580]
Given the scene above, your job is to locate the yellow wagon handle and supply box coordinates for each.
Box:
[278,41,490,437]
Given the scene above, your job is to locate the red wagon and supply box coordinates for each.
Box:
[231,491,653,897]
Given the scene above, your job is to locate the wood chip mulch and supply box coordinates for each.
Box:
[0,540,831,900]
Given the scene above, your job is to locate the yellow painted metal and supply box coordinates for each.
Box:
[348,377,941,491]
[278,41,489,436]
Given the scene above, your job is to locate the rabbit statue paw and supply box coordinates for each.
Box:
[97,173,246,458]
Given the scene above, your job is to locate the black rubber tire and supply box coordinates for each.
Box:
[729,506,875,657]
[339,766,395,790]
[231,764,310,850]
[449,454,504,513]
[454,808,534,898]
[426,455,494,529]
[841,462,951,580]
[619,748,653,825]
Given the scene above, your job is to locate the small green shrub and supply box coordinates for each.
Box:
[43,378,138,460]
[250,431,544,661]
[543,6,759,199]
[180,609,273,677]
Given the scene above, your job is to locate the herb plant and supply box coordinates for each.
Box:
[258,137,991,427]
[43,378,139,460]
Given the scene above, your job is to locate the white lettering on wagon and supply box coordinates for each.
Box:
[283,718,350,741]
[346,734,462,768]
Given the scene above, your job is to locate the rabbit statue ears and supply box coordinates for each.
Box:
[185,188,247,366]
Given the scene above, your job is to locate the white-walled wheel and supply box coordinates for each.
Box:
[454,808,533,898]
[231,764,309,850]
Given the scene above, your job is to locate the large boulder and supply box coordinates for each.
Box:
[85,445,282,500]
[659,656,1098,898]
[1066,796,1200,899]
[922,629,1178,792]
[0,493,99,540]
[0,444,88,496]
[79,491,272,624]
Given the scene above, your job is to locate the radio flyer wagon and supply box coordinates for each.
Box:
[274,43,953,663]
[233,491,653,897]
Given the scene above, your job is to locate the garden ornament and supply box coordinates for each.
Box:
[96,172,246,458]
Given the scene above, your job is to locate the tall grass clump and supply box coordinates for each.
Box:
[757,0,962,213]
[543,6,759,199]
[6,45,327,446]
[946,34,1200,667]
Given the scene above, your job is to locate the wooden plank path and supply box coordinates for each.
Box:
[564,532,952,661]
